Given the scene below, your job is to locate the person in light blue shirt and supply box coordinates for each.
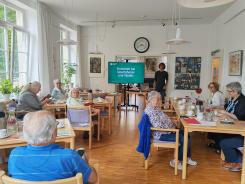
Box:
[51,79,66,102]
[8,111,98,184]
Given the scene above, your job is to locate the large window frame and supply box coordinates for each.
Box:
[60,26,77,85]
[0,2,30,86]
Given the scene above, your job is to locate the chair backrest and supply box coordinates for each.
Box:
[67,106,91,127]
[0,171,83,184]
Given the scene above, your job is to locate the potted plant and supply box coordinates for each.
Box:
[62,63,77,89]
[12,86,22,100]
[0,80,13,100]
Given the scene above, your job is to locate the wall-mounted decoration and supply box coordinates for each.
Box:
[228,50,243,76]
[174,57,201,90]
[88,53,104,78]
[134,37,150,53]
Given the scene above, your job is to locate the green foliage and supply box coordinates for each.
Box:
[12,86,21,93]
[62,63,77,84]
[0,80,13,94]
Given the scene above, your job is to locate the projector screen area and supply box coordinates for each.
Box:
[108,62,145,84]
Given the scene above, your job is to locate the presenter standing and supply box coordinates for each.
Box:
[154,63,168,101]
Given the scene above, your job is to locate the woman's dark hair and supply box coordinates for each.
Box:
[159,63,166,69]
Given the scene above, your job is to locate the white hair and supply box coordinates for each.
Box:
[21,81,41,93]
[23,111,57,145]
[147,91,161,103]
[226,82,242,94]
[53,79,61,84]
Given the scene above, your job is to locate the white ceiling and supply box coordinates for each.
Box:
[40,0,233,26]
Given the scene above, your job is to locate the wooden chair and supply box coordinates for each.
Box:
[93,100,112,135]
[0,171,83,184]
[144,128,179,175]
[67,106,99,149]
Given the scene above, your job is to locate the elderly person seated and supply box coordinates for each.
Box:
[66,88,83,106]
[144,91,197,170]
[51,79,66,102]
[16,81,50,119]
[217,82,245,172]
[208,82,225,108]
[8,111,98,183]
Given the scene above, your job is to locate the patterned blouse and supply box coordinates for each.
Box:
[144,105,175,140]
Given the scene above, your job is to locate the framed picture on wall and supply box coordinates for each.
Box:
[174,57,201,90]
[228,50,243,76]
[88,53,104,78]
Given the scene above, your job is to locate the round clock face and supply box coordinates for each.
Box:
[134,37,150,53]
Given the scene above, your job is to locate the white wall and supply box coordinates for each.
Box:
[209,0,245,92]
[80,24,211,97]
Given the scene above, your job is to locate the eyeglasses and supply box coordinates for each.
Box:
[227,90,234,93]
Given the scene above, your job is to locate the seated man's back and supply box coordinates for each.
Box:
[9,144,91,183]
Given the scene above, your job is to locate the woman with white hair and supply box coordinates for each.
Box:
[51,79,66,102]
[66,88,83,106]
[8,111,98,183]
[145,91,197,170]
[218,82,245,172]
[16,81,49,119]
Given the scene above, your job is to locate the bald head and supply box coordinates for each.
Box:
[23,111,57,145]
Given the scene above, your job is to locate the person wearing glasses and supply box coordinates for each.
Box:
[208,82,225,108]
[66,88,83,106]
[218,82,245,172]
[51,79,66,102]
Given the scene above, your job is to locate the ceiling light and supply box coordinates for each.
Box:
[177,0,235,8]
[57,0,78,45]
[56,38,78,45]
[166,27,190,45]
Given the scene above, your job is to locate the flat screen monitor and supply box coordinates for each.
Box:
[108,62,145,84]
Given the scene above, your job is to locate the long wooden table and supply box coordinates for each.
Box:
[172,101,245,184]
[0,118,75,150]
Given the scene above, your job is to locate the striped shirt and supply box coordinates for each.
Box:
[8,144,92,184]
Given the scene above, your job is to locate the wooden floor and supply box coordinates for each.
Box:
[0,96,242,184]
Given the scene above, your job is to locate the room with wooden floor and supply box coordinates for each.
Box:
[0,0,245,184]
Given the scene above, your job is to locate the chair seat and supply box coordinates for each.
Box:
[71,123,89,129]
[152,139,176,148]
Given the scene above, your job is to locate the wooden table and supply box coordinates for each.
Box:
[44,103,67,118]
[126,91,148,111]
[0,118,75,150]
[172,101,245,184]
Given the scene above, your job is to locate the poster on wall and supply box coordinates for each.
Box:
[228,50,243,76]
[174,57,201,90]
[88,53,104,78]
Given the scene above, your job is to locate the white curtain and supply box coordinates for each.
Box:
[37,2,51,96]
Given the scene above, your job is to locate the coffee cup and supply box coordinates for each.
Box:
[197,112,204,121]
[0,129,7,138]
[187,110,193,116]
[182,99,186,103]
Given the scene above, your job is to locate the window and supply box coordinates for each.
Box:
[60,26,77,86]
[0,2,29,86]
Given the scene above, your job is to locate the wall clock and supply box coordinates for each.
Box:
[134,37,150,53]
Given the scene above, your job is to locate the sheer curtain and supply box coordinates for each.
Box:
[37,2,51,96]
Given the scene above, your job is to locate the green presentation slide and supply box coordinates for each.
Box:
[108,62,145,84]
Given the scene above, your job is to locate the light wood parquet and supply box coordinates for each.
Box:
[0,95,242,184]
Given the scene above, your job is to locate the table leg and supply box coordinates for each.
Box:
[241,136,245,184]
[182,127,188,179]
[70,138,75,150]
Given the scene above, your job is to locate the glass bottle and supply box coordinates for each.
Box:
[6,107,17,135]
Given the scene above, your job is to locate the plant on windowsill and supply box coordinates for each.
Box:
[11,86,22,100]
[0,80,13,100]
[62,63,77,90]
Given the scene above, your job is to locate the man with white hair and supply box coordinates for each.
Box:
[8,111,98,184]
[51,79,66,102]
